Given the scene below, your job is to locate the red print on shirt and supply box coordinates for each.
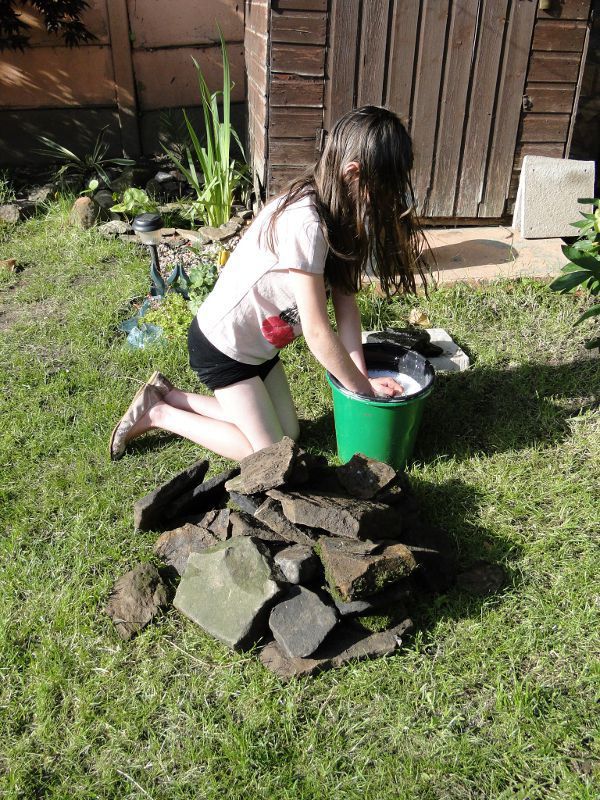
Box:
[261,306,299,348]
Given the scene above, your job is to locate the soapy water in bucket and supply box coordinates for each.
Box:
[368,369,424,397]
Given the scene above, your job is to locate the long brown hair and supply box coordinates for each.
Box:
[266,105,428,296]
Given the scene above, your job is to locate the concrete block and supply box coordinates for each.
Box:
[512,156,595,239]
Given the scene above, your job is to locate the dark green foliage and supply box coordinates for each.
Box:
[0,1,94,51]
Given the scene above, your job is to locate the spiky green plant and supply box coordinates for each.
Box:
[164,32,248,227]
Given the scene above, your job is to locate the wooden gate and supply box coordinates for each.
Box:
[325,0,539,219]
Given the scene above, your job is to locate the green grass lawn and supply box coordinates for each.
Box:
[1,203,598,799]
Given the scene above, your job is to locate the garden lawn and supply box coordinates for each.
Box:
[1,203,598,800]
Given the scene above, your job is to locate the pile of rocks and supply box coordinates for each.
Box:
[106,439,460,679]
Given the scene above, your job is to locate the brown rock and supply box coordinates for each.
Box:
[335,454,396,499]
[134,459,209,531]
[69,196,97,228]
[267,489,402,540]
[254,497,315,546]
[236,436,299,494]
[153,523,220,576]
[104,563,169,640]
[318,537,417,601]
[196,508,231,540]
[260,618,412,679]
[164,468,238,524]
[229,511,287,545]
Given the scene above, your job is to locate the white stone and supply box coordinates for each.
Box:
[512,156,595,239]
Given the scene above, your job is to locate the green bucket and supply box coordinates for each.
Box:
[326,343,435,470]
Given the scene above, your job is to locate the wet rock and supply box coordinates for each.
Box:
[104,562,169,640]
[268,489,402,540]
[174,537,283,650]
[456,560,505,596]
[134,459,209,531]
[235,437,299,494]
[318,537,416,601]
[269,586,338,658]
[254,497,315,546]
[164,468,238,524]
[260,618,412,679]
[335,454,396,500]
[153,523,220,576]
[274,545,319,584]
[228,489,264,515]
[69,196,96,228]
[98,220,131,238]
[229,511,287,545]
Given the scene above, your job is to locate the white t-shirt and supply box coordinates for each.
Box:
[196,193,328,364]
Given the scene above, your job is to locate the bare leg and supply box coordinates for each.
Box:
[263,362,300,440]
[162,387,230,422]
[123,375,289,460]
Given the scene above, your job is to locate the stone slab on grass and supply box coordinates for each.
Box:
[269,586,338,658]
[229,510,287,545]
[134,459,209,531]
[174,537,283,650]
[268,489,402,540]
[235,436,298,494]
[105,563,169,640]
[318,537,417,601]
[513,155,595,239]
[260,618,412,679]
[153,523,220,576]
[164,468,238,525]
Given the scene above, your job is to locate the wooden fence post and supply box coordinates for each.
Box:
[106,0,141,157]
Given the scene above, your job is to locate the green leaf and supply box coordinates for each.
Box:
[549,270,592,293]
[577,197,600,206]
[574,304,600,325]
[562,245,600,271]
[584,336,600,350]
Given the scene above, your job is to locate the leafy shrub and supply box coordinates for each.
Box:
[187,261,219,314]
[0,171,15,204]
[163,32,248,227]
[550,198,600,351]
[143,292,193,341]
[110,188,157,219]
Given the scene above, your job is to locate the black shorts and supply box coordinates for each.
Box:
[187,317,280,391]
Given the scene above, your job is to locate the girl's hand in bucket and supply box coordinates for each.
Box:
[369,376,405,397]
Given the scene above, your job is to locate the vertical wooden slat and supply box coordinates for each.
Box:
[428,0,480,217]
[456,0,511,216]
[356,0,389,106]
[385,0,420,121]
[478,0,537,217]
[324,0,360,129]
[106,0,141,157]
[410,0,450,212]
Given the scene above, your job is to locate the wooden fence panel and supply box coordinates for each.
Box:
[385,0,420,121]
[356,0,389,107]
[324,0,360,128]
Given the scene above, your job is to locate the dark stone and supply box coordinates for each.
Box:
[153,523,220,576]
[173,537,283,650]
[164,468,238,525]
[303,464,348,494]
[236,436,299,494]
[260,618,412,679]
[104,562,169,640]
[195,508,231,540]
[93,189,115,210]
[269,586,338,658]
[254,497,315,546]
[228,489,265,515]
[267,489,402,540]
[134,459,209,531]
[456,561,505,596]
[335,454,397,500]
[273,545,319,584]
[333,581,411,617]
[318,537,416,601]
[229,511,287,545]
[366,327,443,357]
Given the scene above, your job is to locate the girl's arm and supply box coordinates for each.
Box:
[290,270,373,395]
[330,285,368,376]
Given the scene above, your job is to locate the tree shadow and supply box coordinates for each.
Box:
[415,357,599,463]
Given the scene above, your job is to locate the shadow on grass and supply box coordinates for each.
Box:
[415,357,599,462]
